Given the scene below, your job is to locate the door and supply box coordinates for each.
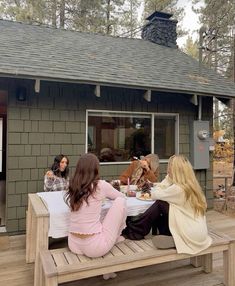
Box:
[0,91,7,226]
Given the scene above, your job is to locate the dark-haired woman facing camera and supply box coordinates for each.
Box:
[44,154,69,192]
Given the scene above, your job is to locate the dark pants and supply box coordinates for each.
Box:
[122,200,171,240]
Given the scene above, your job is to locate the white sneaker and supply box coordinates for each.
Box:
[103,272,117,280]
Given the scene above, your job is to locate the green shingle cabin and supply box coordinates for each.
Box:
[0,11,235,234]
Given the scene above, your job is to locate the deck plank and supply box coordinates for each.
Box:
[1,210,235,286]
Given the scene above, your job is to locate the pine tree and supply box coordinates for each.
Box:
[193,0,234,76]
[0,0,64,27]
[182,36,199,59]
[193,0,235,177]
[118,0,141,38]
[101,0,125,35]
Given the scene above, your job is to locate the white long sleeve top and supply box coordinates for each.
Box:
[151,176,212,255]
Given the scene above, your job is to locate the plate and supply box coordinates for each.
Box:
[136,192,153,201]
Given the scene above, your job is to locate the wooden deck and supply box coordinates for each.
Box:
[0,210,235,286]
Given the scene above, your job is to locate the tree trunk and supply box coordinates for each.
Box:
[60,0,65,28]
[233,31,235,185]
[52,0,57,27]
[130,0,133,38]
[106,0,111,35]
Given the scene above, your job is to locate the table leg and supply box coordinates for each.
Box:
[26,198,37,263]
[26,195,49,263]
[35,215,49,259]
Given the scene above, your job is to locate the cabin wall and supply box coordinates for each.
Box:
[1,78,213,233]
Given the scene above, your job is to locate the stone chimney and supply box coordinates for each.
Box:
[141,11,178,48]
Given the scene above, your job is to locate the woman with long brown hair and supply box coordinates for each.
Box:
[65,153,127,261]
[122,155,212,255]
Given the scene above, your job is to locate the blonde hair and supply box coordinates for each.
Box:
[168,155,207,216]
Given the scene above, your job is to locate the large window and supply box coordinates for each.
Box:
[86,110,179,163]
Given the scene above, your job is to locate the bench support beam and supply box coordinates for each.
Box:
[224,241,235,286]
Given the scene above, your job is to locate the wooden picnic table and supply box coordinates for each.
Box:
[26,192,154,263]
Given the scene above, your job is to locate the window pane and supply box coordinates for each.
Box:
[88,112,151,162]
[154,117,175,159]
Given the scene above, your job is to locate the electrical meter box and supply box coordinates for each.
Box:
[190,121,210,169]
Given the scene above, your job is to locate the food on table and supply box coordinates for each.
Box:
[111,180,120,191]
[127,190,136,197]
[139,191,151,200]
[137,180,153,200]
[138,180,153,192]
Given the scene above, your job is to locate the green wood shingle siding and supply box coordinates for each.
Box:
[3,79,213,233]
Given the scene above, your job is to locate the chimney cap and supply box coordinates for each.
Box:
[146,11,173,21]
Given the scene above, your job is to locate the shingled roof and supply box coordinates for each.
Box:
[0,19,235,98]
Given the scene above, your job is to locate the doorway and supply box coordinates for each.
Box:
[0,91,7,227]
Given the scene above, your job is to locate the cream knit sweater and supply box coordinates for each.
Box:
[151,176,212,255]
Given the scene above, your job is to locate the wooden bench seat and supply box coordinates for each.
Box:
[34,230,235,286]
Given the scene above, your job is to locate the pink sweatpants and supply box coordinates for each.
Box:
[68,197,127,258]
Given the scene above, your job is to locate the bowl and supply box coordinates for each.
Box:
[129,185,137,191]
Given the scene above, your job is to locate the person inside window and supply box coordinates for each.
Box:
[99,147,115,162]
[119,154,159,186]
[44,154,69,192]
[122,155,212,255]
[65,153,127,279]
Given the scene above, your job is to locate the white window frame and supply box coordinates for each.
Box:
[86,109,179,164]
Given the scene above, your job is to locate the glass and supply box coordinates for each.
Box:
[87,111,178,162]
[88,112,151,162]
[154,116,176,159]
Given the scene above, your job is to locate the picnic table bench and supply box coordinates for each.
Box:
[34,229,235,286]
[26,192,154,263]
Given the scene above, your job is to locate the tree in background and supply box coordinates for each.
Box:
[182,36,199,59]
[213,101,233,140]
[66,0,104,32]
[0,0,68,27]
[69,0,125,35]
[0,0,46,23]
[193,0,235,175]
[0,0,187,37]
[193,0,234,77]
[143,0,182,17]
[118,0,141,38]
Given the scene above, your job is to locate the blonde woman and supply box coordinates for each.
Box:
[122,155,212,255]
[119,154,159,185]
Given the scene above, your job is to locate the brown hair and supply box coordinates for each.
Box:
[65,153,100,211]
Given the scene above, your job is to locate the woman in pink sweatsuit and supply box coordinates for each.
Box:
[65,153,127,259]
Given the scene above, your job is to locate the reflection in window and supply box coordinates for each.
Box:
[154,117,176,159]
[87,111,178,162]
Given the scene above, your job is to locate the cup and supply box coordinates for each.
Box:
[120,185,128,195]
[127,190,136,197]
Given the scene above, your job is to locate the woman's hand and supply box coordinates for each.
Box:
[140,160,150,172]
[46,170,55,179]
